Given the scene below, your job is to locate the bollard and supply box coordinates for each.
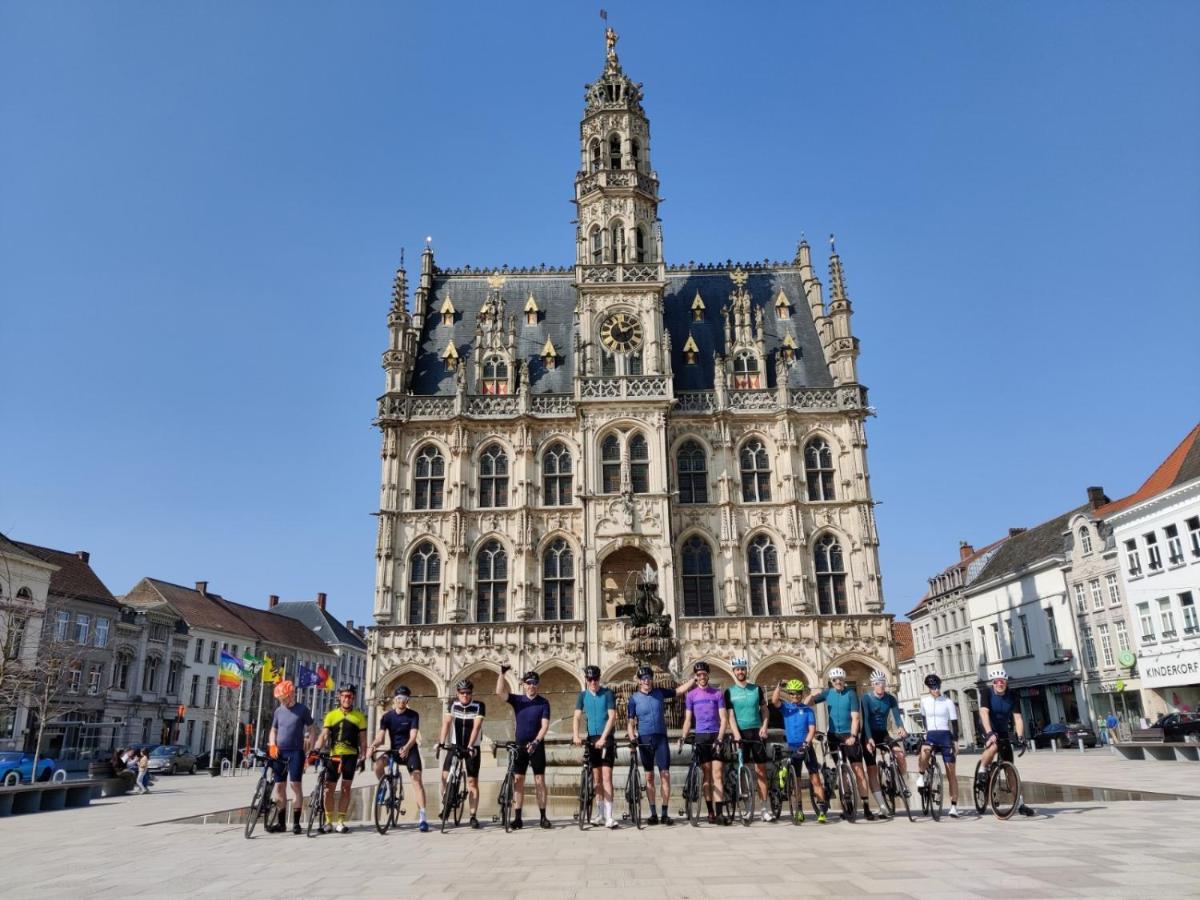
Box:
[1051,739,1057,754]
[1078,737,1085,753]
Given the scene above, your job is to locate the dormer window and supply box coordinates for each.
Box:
[683,333,699,365]
[440,294,456,326]
[775,288,791,319]
[733,352,760,389]
[691,291,705,322]
[442,342,459,371]
[481,356,509,395]
[524,292,539,325]
[609,135,622,169]
[781,334,797,364]
[541,337,558,370]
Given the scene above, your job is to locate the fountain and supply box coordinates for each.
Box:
[612,565,682,730]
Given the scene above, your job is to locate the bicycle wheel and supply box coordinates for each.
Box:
[736,765,754,824]
[244,775,268,839]
[785,766,801,824]
[972,761,989,814]
[305,777,326,837]
[683,764,701,827]
[626,763,643,829]
[878,759,896,817]
[928,763,943,821]
[374,776,394,835]
[499,773,514,833]
[837,761,858,822]
[896,767,913,822]
[990,762,1020,820]
[441,765,462,833]
[453,782,465,826]
[578,765,593,831]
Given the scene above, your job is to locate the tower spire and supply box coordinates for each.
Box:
[391,248,407,313]
[827,233,849,303]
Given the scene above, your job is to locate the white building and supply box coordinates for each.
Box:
[1099,424,1200,720]
[0,535,55,751]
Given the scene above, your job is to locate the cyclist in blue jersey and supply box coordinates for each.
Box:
[808,667,879,820]
[771,678,826,823]
[496,665,552,829]
[627,665,693,825]
[861,669,909,817]
[977,669,1035,817]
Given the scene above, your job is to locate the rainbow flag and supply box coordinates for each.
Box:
[218,650,243,689]
[316,665,333,691]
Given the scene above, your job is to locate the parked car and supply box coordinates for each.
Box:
[0,752,57,786]
[1150,712,1200,742]
[146,744,198,775]
[1034,722,1097,749]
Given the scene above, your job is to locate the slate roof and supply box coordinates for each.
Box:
[215,597,333,656]
[410,267,834,395]
[14,541,118,608]
[904,536,1009,617]
[971,506,1089,586]
[892,622,914,662]
[136,578,258,638]
[270,601,366,651]
[1094,423,1200,519]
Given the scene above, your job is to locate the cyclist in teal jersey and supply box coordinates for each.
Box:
[860,670,909,816]
[723,656,773,821]
[807,667,879,820]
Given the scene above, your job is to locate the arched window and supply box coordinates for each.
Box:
[733,352,760,389]
[408,542,440,625]
[681,536,716,616]
[478,443,509,508]
[629,432,649,494]
[677,440,708,504]
[601,434,621,494]
[635,226,647,263]
[630,138,641,171]
[589,139,602,173]
[142,656,161,693]
[740,439,771,502]
[609,134,622,169]
[542,538,575,620]
[590,226,603,264]
[804,438,835,502]
[611,221,625,263]
[481,356,509,395]
[475,540,508,623]
[542,442,573,506]
[1079,526,1093,555]
[814,534,848,615]
[413,444,445,510]
[113,651,133,691]
[748,534,781,616]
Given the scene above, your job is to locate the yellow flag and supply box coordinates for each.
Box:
[262,654,276,684]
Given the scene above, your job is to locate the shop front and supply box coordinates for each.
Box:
[1011,679,1082,734]
[1138,646,1200,720]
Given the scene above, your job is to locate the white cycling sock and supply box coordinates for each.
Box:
[872,791,885,808]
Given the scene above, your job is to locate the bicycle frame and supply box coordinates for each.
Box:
[494,741,520,833]
[624,740,646,829]
[436,744,470,832]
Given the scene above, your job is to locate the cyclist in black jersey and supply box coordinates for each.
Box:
[437,679,486,828]
[978,669,1035,817]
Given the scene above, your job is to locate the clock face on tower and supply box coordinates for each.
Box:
[600,312,643,353]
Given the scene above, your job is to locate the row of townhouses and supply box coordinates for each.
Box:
[0,538,366,763]
[898,424,1200,742]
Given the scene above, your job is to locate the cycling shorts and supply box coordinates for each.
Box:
[924,729,956,764]
[584,740,617,769]
[694,732,720,764]
[385,747,423,774]
[442,746,481,779]
[328,754,358,783]
[829,732,864,764]
[737,737,769,765]
[993,736,1015,764]
[788,745,820,775]
[863,730,896,767]
[512,742,547,776]
[277,749,306,783]
[637,734,671,772]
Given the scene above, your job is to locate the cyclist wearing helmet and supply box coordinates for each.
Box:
[315,685,369,833]
[770,677,826,823]
[370,685,429,832]
[438,679,485,828]
[917,673,961,817]
[724,656,773,821]
[978,669,1034,817]
[497,665,552,829]
[266,679,315,834]
[626,664,692,825]
[573,664,618,828]
[681,660,729,824]
[860,670,908,816]
[809,667,879,820]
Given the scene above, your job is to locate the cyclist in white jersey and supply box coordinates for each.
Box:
[916,673,961,818]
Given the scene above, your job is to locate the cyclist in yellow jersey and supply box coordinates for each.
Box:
[314,685,368,833]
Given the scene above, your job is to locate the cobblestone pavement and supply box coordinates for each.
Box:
[2,755,1198,899]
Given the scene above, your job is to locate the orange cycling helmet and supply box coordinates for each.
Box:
[273,680,295,700]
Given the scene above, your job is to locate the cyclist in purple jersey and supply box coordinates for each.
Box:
[680,661,729,824]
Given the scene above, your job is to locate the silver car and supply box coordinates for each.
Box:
[146,744,198,775]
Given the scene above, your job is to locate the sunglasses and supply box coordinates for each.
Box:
[585,676,599,681]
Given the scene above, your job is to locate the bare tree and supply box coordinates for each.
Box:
[22,603,88,778]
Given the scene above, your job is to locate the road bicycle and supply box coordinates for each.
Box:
[623,739,646,830]
[304,753,337,837]
[678,735,704,826]
[372,749,408,835]
[436,744,471,833]
[575,736,598,830]
[243,748,281,839]
[494,741,521,833]
[916,742,945,821]
[870,736,912,822]
[973,738,1027,820]
[722,736,756,825]
[765,743,790,821]
[812,731,858,822]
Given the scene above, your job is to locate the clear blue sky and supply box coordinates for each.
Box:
[2,2,1197,625]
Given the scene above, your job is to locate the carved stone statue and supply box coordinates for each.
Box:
[606,26,618,59]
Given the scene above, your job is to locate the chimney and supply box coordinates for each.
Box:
[75,550,90,564]
[268,594,279,609]
[1008,528,1026,537]
[958,541,974,561]
[345,619,354,631]
[1087,485,1109,510]
[195,581,208,596]
[316,592,327,611]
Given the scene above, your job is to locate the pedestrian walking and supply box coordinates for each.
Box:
[135,749,150,794]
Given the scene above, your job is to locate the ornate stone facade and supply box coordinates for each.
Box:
[367,34,893,731]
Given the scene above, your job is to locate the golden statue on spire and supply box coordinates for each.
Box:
[600,9,618,60]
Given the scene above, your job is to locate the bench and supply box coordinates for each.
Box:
[0,782,99,816]
[1112,741,1200,762]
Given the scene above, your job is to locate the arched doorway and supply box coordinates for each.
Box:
[382,670,442,742]
[536,665,584,737]
[600,546,657,619]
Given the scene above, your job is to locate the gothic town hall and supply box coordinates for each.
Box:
[367,34,894,730]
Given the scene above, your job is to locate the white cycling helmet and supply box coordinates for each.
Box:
[869,670,887,684]
[989,668,1009,682]
[730,656,749,669]
[828,666,847,681]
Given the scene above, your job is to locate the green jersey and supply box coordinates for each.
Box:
[723,682,765,731]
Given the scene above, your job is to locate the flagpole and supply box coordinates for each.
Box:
[209,677,222,763]
[256,677,266,750]
[235,677,245,773]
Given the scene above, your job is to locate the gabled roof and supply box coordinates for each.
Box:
[270,601,366,651]
[1094,423,1200,520]
[971,506,1089,587]
[133,578,258,638]
[892,622,914,662]
[14,542,118,608]
[905,536,1008,617]
[215,597,333,656]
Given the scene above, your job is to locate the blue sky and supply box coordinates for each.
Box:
[2,2,1197,625]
